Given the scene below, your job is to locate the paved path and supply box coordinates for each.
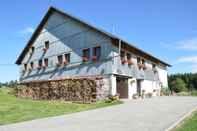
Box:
[1,96,197,131]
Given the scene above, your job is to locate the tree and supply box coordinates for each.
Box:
[171,78,187,93]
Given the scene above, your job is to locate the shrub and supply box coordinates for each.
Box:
[191,90,197,96]
[161,87,171,96]
[176,91,190,96]
[171,78,187,93]
[105,95,119,103]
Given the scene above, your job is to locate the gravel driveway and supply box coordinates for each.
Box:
[0,96,197,131]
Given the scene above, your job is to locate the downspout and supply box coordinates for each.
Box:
[118,39,121,55]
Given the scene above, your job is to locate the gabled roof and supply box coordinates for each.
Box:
[15,6,171,67]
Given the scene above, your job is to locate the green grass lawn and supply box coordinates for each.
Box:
[173,111,197,131]
[0,87,122,125]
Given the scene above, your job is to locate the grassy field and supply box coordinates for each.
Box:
[173,111,197,131]
[0,87,122,125]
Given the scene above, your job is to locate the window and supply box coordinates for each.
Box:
[92,46,101,61]
[137,57,141,64]
[30,62,34,69]
[142,59,145,64]
[82,48,90,62]
[152,63,156,69]
[120,50,125,58]
[31,47,35,53]
[64,53,70,64]
[24,64,27,70]
[45,41,49,49]
[44,58,48,67]
[57,55,63,65]
[126,53,131,60]
[38,60,42,68]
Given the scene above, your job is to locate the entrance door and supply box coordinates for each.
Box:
[137,79,142,96]
[116,77,128,99]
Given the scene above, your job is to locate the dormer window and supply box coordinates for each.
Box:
[82,48,90,62]
[92,46,101,61]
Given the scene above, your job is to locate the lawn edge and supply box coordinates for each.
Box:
[165,106,197,131]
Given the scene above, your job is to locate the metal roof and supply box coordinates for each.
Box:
[15,6,171,67]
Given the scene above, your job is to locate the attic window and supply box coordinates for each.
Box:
[45,41,49,49]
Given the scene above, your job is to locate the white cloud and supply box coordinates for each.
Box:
[177,56,197,63]
[161,37,197,51]
[18,27,34,35]
[176,56,197,73]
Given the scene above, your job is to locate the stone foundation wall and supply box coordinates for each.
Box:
[15,77,110,103]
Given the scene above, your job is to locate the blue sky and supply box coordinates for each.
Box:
[0,0,197,82]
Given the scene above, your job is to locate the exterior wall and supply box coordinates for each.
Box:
[128,78,137,99]
[111,45,160,81]
[141,80,161,96]
[20,12,114,82]
[157,65,168,88]
[110,74,117,96]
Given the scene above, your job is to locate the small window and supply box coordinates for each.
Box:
[152,63,156,69]
[137,57,141,64]
[24,64,27,70]
[126,53,131,60]
[58,55,63,65]
[31,47,35,53]
[64,53,70,63]
[120,50,125,58]
[44,58,48,67]
[82,48,90,62]
[142,59,145,64]
[38,60,42,67]
[93,46,101,60]
[30,62,34,69]
[45,41,49,49]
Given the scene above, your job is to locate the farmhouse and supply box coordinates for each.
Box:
[16,7,170,100]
